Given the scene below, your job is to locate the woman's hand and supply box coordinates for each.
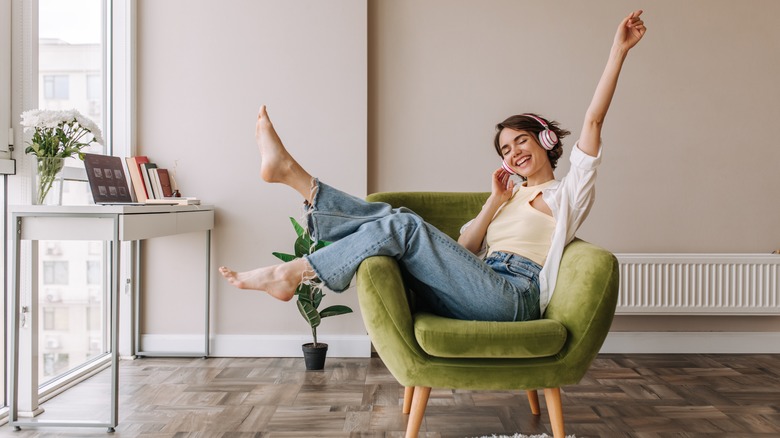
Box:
[457,167,514,253]
[491,167,515,204]
[614,10,646,53]
[580,10,647,156]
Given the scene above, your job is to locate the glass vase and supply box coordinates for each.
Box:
[34,157,65,205]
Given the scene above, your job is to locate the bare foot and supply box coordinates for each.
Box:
[219,258,311,302]
[256,106,298,183]
[255,106,316,203]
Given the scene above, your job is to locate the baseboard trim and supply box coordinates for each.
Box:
[141,332,779,357]
[140,334,372,358]
[601,332,780,354]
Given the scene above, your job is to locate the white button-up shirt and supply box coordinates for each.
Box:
[538,142,601,314]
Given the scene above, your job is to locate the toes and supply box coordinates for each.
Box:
[219,266,235,278]
[258,105,269,122]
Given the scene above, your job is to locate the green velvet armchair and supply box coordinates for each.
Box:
[356,192,620,438]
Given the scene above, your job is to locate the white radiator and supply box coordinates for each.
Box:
[615,254,780,315]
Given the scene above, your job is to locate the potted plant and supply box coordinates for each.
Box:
[20,108,103,205]
[273,217,353,370]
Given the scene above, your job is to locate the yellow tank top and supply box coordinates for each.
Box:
[485,180,556,266]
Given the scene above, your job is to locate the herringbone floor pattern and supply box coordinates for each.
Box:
[0,354,778,437]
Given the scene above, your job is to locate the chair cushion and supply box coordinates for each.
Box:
[413,312,567,359]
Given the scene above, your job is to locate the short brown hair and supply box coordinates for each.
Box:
[493,114,571,170]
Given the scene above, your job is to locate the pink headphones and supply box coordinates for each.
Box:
[501,160,516,174]
[501,114,559,175]
[524,114,558,151]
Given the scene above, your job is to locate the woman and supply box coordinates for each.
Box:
[220,10,646,321]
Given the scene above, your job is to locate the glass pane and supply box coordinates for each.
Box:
[39,0,106,180]
[38,241,106,384]
[39,0,103,120]
[37,0,107,386]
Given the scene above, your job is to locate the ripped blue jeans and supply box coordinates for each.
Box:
[304,180,541,322]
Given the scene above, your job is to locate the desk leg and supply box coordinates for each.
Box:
[17,242,42,416]
[10,217,44,429]
[204,230,211,358]
[133,240,141,357]
[9,216,21,428]
[109,227,120,430]
[118,240,137,359]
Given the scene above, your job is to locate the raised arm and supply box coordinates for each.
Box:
[579,10,647,157]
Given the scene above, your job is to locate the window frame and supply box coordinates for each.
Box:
[2,0,136,415]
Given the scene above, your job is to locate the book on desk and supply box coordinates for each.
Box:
[87,153,200,206]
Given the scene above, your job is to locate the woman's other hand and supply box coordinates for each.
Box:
[614,10,646,53]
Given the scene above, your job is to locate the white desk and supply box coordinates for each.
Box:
[8,204,214,432]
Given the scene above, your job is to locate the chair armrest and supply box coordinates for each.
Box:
[356,256,429,383]
[544,239,620,370]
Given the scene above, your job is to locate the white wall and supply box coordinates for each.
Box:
[137,0,368,355]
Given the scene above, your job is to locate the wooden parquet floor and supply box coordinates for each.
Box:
[0,354,778,437]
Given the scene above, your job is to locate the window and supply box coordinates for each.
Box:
[86,260,101,285]
[43,260,69,285]
[39,240,105,384]
[86,306,102,331]
[42,74,69,100]
[88,241,102,255]
[43,307,69,331]
[86,74,100,100]
[43,353,70,379]
[0,0,9,410]
[7,0,132,409]
[36,0,108,387]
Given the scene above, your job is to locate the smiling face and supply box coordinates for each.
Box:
[497,127,554,184]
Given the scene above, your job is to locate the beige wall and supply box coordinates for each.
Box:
[368,0,780,333]
[369,0,780,253]
[136,0,779,349]
[137,0,367,343]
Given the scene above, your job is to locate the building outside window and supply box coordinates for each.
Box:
[43,307,69,331]
[42,261,69,285]
[42,74,69,100]
[39,241,106,382]
[37,0,108,385]
[43,353,70,378]
[86,260,101,285]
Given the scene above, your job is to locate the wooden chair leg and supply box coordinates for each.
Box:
[405,386,431,438]
[402,386,415,414]
[543,387,565,438]
[526,389,540,415]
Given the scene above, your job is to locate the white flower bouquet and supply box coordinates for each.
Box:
[20,109,103,204]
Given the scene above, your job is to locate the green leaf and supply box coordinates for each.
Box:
[319,305,354,318]
[294,234,314,257]
[296,284,322,309]
[312,288,323,309]
[297,299,321,329]
[295,284,312,302]
[289,217,305,238]
[272,252,296,263]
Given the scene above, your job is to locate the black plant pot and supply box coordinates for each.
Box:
[302,342,328,371]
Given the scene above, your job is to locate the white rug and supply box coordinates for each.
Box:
[473,434,576,438]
